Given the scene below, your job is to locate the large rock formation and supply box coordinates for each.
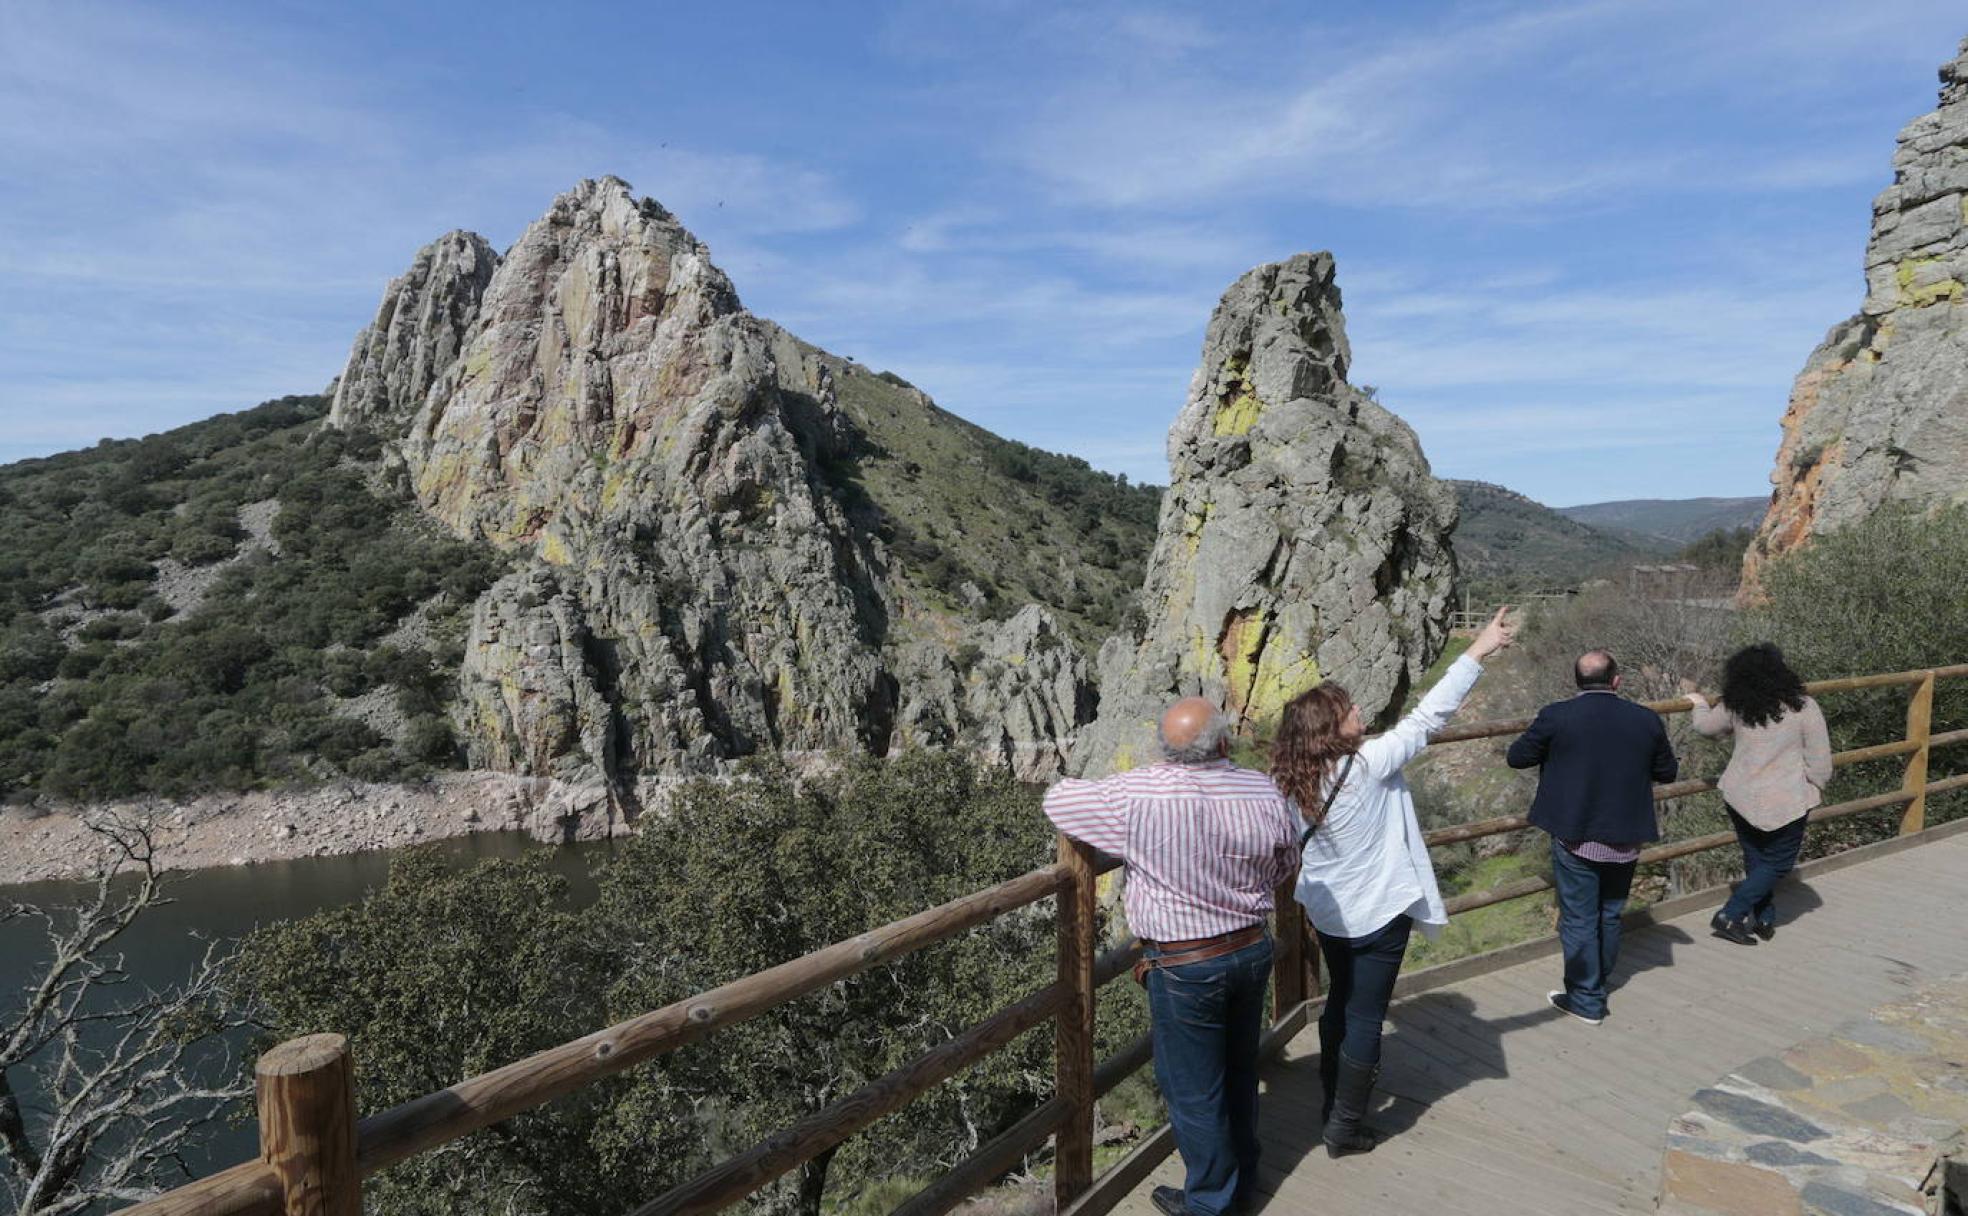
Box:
[1074,254,1458,777]
[330,178,1093,798]
[1744,38,1968,589]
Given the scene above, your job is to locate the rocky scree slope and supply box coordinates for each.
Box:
[1744,36,1968,590]
[329,178,1152,810]
[1074,253,1458,777]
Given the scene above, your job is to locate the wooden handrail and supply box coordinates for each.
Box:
[124,663,1968,1216]
[632,984,1068,1216]
[355,863,1067,1174]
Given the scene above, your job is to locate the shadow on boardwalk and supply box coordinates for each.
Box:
[1249,919,1723,1206]
[1125,840,1968,1216]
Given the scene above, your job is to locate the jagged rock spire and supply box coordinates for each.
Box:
[1073,253,1458,777]
[1745,35,1968,590]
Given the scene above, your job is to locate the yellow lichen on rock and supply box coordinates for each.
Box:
[1895,257,1964,307]
[1214,392,1262,437]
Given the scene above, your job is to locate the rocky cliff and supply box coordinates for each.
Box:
[1744,38,1968,589]
[1074,254,1458,776]
[330,178,1100,805]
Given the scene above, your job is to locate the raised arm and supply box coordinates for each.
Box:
[1360,607,1515,780]
[1358,654,1482,778]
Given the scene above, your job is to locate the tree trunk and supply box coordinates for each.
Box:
[797,1145,837,1216]
[0,1068,41,1176]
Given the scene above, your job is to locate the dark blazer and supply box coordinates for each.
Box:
[1505,690,1678,844]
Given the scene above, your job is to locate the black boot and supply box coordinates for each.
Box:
[1323,1052,1380,1158]
[1319,1053,1339,1127]
[1317,1018,1342,1126]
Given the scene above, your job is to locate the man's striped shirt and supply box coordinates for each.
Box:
[1042,759,1301,943]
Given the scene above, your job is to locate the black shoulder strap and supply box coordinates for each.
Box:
[1298,752,1356,849]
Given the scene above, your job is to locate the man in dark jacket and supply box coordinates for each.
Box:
[1506,650,1678,1024]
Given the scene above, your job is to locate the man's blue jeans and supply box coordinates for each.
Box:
[1549,840,1634,1021]
[1144,935,1273,1216]
[1720,806,1807,926]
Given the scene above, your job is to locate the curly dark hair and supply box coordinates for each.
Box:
[1719,642,1807,729]
[1272,683,1356,831]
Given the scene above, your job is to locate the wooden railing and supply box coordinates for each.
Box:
[123,664,1968,1216]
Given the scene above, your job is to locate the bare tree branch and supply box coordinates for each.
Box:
[2,812,252,1216]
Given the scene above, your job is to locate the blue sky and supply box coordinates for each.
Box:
[2,1,1963,506]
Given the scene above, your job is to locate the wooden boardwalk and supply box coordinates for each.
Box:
[1110,831,1968,1216]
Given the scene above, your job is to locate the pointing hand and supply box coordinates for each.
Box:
[1469,606,1516,661]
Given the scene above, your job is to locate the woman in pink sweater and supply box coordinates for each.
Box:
[1683,644,1833,945]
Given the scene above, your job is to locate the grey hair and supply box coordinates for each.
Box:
[1160,711,1231,764]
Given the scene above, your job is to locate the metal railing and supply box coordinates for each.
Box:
[122,664,1968,1216]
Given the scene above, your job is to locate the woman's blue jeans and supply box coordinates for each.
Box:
[1720,806,1808,925]
[1315,913,1413,1070]
[1144,935,1274,1216]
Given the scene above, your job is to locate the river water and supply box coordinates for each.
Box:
[0,832,614,1189]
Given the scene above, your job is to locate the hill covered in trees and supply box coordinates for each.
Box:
[1449,480,1668,599]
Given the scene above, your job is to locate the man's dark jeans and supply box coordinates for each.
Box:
[1720,806,1808,926]
[1549,839,1634,1020]
[1316,913,1413,1069]
[1145,935,1273,1216]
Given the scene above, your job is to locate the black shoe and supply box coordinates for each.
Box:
[1710,912,1758,946]
[1323,1053,1382,1158]
[1151,1186,1188,1216]
[1753,915,1776,941]
[1546,990,1604,1025]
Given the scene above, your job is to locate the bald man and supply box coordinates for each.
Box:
[1044,699,1300,1216]
[1508,649,1679,1024]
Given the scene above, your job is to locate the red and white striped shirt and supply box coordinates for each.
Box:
[1042,760,1301,943]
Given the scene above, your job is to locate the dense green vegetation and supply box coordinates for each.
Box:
[825,353,1162,642]
[1742,503,1968,853]
[240,751,1151,1216]
[1677,525,1755,572]
[0,397,507,800]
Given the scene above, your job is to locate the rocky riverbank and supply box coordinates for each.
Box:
[0,772,631,885]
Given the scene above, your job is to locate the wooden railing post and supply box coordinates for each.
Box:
[1271,881,1305,1019]
[1054,836,1096,1209]
[256,1034,359,1216]
[1901,670,1936,835]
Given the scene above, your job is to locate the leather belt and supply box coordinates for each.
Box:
[1132,923,1268,986]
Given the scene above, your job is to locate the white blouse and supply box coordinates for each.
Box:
[1293,654,1484,941]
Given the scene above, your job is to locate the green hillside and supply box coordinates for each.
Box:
[1556,495,1768,544]
[1451,479,1667,598]
[0,397,510,800]
[813,347,1161,645]
[0,380,1161,803]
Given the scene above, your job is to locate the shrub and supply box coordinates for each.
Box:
[240,752,1144,1216]
[77,614,145,643]
[1740,503,1968,844]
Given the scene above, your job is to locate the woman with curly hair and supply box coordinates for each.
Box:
[1682,643,1832,945]
[1271,607,1515,1158]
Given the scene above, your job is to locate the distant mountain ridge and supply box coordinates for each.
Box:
[1449,480,1666,596]
[1556,496,1768,545]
